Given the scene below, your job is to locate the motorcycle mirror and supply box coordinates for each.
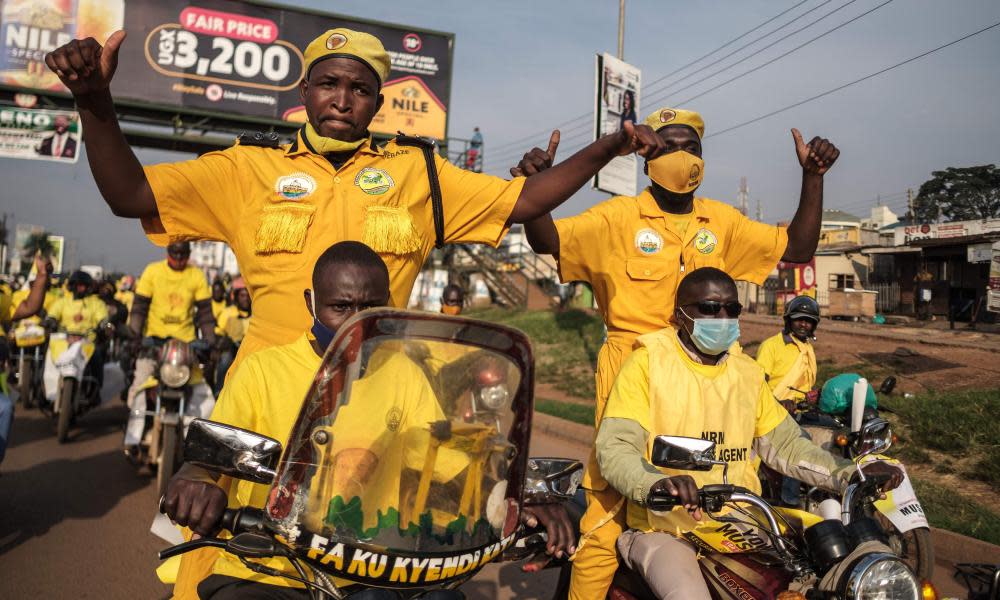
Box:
[184,419,283,485]
[852,418,893,462]
[879,376,897,395]
[524,458,584,503]
[651,435,719,471]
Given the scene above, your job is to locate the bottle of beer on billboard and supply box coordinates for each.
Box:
[0,0,122,91]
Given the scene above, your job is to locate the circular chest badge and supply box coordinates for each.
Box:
[275,173,317,200]
[634,228,664,255]
[693,228,718,254]
[355,168,394,195]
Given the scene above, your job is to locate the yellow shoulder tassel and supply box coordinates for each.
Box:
[362,205,422,255]
[255,203,317,255]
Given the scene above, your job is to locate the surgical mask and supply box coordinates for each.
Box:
[680,308,740,355]
[648,151,704,194]
[309,289,336,351]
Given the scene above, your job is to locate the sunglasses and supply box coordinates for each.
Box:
[685,300,743,317]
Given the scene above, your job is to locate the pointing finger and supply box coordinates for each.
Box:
[546,130,560,160]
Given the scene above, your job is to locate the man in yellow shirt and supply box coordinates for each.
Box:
[596,268,900,599]
[512,108,840,598]
[115,275,135,316]
[213,278,251,395]
[47,28,668,376]
[210,281,229,338]
[45,270,109,336]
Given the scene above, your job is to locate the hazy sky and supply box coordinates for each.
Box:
[2,0,998,273]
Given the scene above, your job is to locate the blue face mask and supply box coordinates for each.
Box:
[680,308,740,355]
[309,289,336,351]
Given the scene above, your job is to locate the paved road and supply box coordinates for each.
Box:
[0,401,970,599]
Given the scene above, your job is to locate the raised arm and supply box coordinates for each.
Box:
[508,121,664,224]
[783,129,840,262]
[10,256,52,321]
[45,32,157,219]
[510,131,563,255]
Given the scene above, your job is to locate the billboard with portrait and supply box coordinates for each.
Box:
[0,0,454,140]
[593,52,640,197]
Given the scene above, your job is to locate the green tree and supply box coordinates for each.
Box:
[913,165,1000,223]
[20,231,53,274]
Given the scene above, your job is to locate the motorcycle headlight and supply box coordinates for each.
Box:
[478,384,510,411]
[843,553,920,600]
[159,363,191,388]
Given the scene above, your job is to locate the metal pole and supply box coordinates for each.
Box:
[617,0,625,59]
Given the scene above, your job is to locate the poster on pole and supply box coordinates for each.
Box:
[0,0,454,140]
[0,107,80,163]
[593,52,640,197]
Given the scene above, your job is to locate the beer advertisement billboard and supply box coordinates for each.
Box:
[0,0,454,139]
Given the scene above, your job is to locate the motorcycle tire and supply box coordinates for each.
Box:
[57,378,75,444]
[157,424,178,499]
[19,359,34,409]
[876,513,934,580]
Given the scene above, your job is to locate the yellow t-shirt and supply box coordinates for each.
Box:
[8,287,59,326]
[45,295,108,336]
[211,299,228,335]
[603,329,786,533]
[0,283,12,328]
[114,290,135,317]
[140,129,523,366]
[218,306,251,343]
[756,332,817,401]
[134,260,211,342]
[667,211,693,240]
[555,190,787,339]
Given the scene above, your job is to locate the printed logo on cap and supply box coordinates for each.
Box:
[403,33,422,53]
[659,109,677,124]
[355,168,394,195]
[326,32,348,50]
[275,173,317,200]
[694,228,718,255]
[635,228,664,255]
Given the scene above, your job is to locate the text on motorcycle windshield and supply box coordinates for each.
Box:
[264,308,533,588]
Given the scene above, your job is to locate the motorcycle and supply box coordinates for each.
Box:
[760,374,934,580]
[42,326,108,443]
[156,308,574,598]
[11,320,48,409]
[127,337,215,497]
[534,419,933,599]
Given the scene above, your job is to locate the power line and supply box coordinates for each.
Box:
[704,21,1000,139]
[669,0,895,108]
[482,0,821,157]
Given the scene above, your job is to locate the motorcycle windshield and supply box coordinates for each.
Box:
[265,309,533,588]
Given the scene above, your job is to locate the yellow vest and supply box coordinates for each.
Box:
[631,328,782,534]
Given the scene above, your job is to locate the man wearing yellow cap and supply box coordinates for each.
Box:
[45,28,667,376]
[512,107,840,598]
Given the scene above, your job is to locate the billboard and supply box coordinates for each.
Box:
[0,107,80,162]
[593,52,640,197]
[0,0,454,140]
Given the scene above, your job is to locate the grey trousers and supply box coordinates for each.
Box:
[617,529,711,600]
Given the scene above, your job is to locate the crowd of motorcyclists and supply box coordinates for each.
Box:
[0,21,935,600]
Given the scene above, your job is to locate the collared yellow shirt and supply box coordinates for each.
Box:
[134,260,212,342]
[141,130,523,364]
[756,332,817,401]
[555,189,788,338]
[46,295,108,335]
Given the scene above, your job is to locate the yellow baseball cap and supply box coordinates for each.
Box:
[303,28,391,85]
[644,107,705,139]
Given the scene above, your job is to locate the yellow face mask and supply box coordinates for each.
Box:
[648,151,705,194]
[441,305,462,316]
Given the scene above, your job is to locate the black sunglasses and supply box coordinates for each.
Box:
[685,300,743,317]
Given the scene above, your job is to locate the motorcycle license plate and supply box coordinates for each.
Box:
[865,457,928,533]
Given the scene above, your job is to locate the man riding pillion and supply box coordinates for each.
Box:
[513,108,840,598]
[45,28,669,380]
[162,242,574,599]
[595,267,903,599]
[124,242,217,457]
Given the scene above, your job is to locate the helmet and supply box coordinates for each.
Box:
[783,296,820,324]
[67,270,94,290]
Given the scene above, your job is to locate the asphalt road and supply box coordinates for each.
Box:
[0,399,969,599]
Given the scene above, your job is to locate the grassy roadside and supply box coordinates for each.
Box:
[911,478,1000,546]
[536,398,594,427]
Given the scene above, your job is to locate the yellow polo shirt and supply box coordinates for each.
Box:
[141,129,523,365]
[134,260,212,342]
[556,189,788,338]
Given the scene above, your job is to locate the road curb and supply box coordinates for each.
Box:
[931,527,1000,565]
[532,410,593,452]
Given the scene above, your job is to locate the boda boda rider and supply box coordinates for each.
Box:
[440,284,465,316]
[756,295,821,508]
[595,267,902,599]
[45,28,668,378]
[163,242,574,599]
[512,108,840,598]
[44,270,110,395]
[211,281,229,334]
[4,255,53,328]
[213,278,252,395]
[124,241,217,456]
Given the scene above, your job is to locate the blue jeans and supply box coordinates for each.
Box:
[0,390,13,465]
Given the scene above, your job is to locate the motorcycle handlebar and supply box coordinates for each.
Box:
[646,484,744,512]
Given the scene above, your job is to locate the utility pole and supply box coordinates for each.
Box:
[906,188,914,222]
[617,0,625,59]
[738,177,749,216]
[755,198,762,222]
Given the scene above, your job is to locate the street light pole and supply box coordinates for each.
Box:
[617,0,625,59]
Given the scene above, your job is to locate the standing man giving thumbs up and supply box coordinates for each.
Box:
[513,107,840,600]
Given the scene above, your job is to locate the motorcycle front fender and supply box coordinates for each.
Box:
[864,456,929,533]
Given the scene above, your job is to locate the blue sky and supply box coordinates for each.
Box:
[2,0,998,273]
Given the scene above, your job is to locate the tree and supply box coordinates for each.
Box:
[912,164,1000,223]
[19,231,53,274]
